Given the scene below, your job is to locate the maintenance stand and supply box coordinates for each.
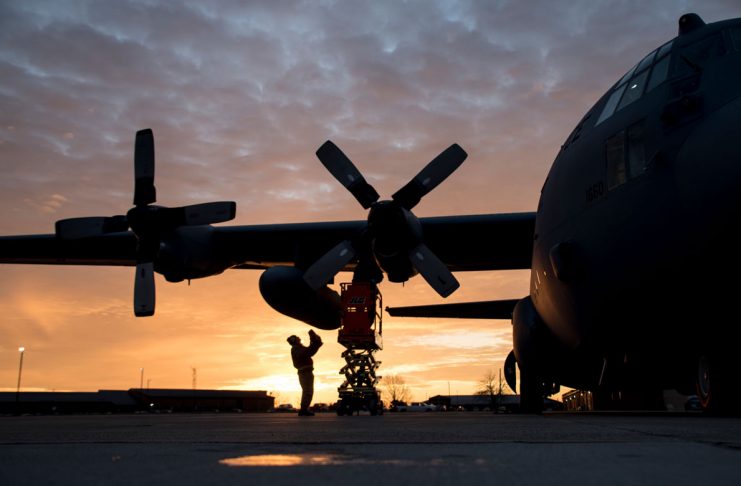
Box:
[335,282,384,416]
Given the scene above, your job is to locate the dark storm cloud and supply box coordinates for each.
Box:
[1,0,739,231]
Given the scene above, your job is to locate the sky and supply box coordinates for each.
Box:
[1,0,739,406]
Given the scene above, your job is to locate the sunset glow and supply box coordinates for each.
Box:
[1,1,738,406]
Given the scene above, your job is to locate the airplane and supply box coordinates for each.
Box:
[1,13,740,414]
[389,12,741,414]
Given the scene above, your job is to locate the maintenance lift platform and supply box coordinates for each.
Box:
[335,282,384,416]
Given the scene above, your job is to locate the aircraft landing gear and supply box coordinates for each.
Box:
[335,282,384,416]
[696,352,741,415]
[519,367,544,414]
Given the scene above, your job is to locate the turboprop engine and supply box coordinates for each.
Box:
[259,266,342,330]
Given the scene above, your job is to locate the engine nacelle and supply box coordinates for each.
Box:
[259,266,342,330]
[369,202,423,283]
[156,226,229,282]
[373,249,417,283]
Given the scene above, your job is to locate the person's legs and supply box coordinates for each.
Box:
[298,369,314,415]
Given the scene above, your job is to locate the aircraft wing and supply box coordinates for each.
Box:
[0,212,534,272]
[386,298,521,320]
[0,232,138,266]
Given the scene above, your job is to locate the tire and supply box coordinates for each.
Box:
[336,402,349,416]
[369,399,378,416]
[696,353,740,415]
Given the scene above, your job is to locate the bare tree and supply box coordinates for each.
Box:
[382,374,412,407]
[476,369,508,410]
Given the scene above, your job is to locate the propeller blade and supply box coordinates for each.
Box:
[181,202,237,226]
[303,240,356,290]
[55,215,128,239]
[392,143,467,210]
[133,128,156,206]
[316,141,380,209]
[134,261,155,317]
[408,243,459,298]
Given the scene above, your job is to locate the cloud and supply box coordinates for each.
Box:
[397,329,511,350]
[0,1,739,399]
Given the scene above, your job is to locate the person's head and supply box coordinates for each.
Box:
[287,335,300,346]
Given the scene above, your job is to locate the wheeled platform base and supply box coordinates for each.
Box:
[336,389,384,416]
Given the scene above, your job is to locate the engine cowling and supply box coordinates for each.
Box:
[259,266,342,330]
[369,202,422,283]
[156,226,229,282]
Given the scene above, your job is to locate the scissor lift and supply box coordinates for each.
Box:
[335,282,384,416]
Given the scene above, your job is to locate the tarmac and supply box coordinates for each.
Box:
[1,411,740,485]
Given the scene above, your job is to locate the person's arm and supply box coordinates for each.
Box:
[307,330,323,355]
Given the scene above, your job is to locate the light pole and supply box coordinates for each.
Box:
[140,368,144,390]
[15,347,25,415]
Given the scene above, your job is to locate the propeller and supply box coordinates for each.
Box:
[304,141,466,297]
[55,129,237,317]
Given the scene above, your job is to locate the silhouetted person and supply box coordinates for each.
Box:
[287,329,323,416]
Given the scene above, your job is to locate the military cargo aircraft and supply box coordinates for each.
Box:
[1,13,739,413]
[391,13,741,414]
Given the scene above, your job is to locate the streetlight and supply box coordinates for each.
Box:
[140,368,144,390]
[15,347,25,415]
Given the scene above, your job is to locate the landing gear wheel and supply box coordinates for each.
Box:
[696,354,712,410]
[696,353,740,415]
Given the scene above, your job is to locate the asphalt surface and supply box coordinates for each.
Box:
[1,412,740,485]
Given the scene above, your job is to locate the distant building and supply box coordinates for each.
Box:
[132,388,274,412]
[0,390,138,414]
[0,389,274,414]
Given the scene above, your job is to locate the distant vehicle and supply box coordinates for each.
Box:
[271,403,296,413]
[310,403,330,412]
[397,402,436,412]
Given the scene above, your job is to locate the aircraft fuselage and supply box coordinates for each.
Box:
[530,16,741,392]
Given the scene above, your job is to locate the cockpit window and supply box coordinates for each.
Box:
[606,120,646,190]
[606,130,627,189]
[646,54,671,92]
[596,84,627,125]
[626,122,646,177]
[616,64,637,88]
[635,49,657,73]
[596,40,675,126]
[617,69,649,110]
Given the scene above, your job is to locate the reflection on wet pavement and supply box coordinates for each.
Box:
[219,453,460,467]
[220,454,339,467]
